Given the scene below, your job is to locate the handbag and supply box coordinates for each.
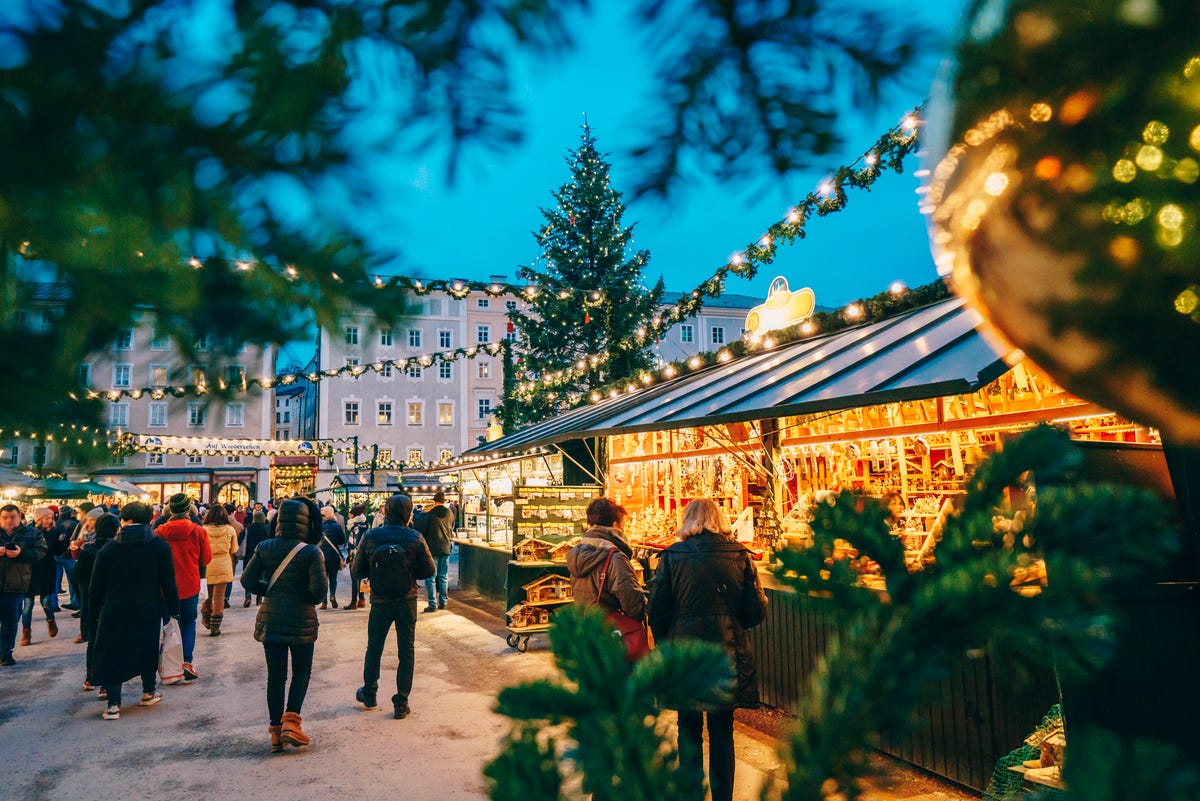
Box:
[158,618,185,685]
[599,549,651,662]
[322,534,346,570]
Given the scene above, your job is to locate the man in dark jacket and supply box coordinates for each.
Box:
[0,504,48,667]
[50,506,80,610]
[21,507,61,645]
[351,494,435,719]
[565,498,646,622]
[90,502,179,720]
[415,490,455,612]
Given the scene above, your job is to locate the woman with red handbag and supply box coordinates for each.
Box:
[565,498,647,659]
[647,498,768,801]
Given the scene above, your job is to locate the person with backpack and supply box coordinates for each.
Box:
[240,498,327,753]
[351,494,435,720]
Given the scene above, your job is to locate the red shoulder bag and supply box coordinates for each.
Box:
[599,549,651,662]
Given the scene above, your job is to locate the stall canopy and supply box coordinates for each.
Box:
[96,479,146,496]
[0,466,36,489]
[470,297,1013,456]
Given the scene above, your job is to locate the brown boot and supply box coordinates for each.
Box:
[20,627,31,646]
[268,724,285,753]
[209,613,223,637]
[242,597,252,608]
[48,619,58,638]
[200,600,212,630]
[344,598,358,610]
[280,711,310,748]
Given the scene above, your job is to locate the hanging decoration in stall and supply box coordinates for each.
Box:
[744,276,817,336]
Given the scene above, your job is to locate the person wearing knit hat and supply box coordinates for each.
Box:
[21,508,61,645]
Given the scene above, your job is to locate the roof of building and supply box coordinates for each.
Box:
[659,291,763,310]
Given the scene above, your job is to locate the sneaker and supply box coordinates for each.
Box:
[0,655,14,667]
[139,691,163,706]
[182,663,198,682]
[101,705,120,720]
[356,687,378,710]
[82,681,95,692]
[98,688,107,699]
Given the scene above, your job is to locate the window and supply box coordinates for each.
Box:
[378,448,392,465]
[380,328,393,346]
[477,360,491,379]
[148,402,168,428]
[407,401,423,426]
[438,362,452,380]
[194,333,210,351]
[225,364,245,386]
[377,401,393,425]
[438,330,452,348]
[475,324,490,344]
[225,402,245,427]
[190,365,206,387]
[439,448,454,463]
[225,455,243,466]
[114,328,133,350]
[150,364,169,388]
[345,357,360,368]
[110,403,129,427]
[186,454,203,466]
[65,453,79,468]
[477,398,492,420]
[505,300,517,310]
[711,326,726,345]
[344,326,359,345]
[680,324,694,343]
[147,452,164,466]
[505,327,518,343]
[381,363,393,378]
[477,298,490,308]
[406,365,423,380]
[407,448,423,465]
[151,330,170,350]
[408,328,422,348]
[438,402,454,426]
[275,429,289,440]
[343,401,360,425]
[77,363,91,387]
[112,364,132,388]
[188,402,206,427]
[110,454,128,467]
[7,445,17,465]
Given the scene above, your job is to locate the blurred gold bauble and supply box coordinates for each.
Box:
[928,0,1200,443]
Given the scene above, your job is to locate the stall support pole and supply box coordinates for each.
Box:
[760,418,784,550]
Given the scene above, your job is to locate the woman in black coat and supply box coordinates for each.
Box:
[89,503,179,720]
[240,498,327,753]
[76,513,119,691]
[647,499,768,801]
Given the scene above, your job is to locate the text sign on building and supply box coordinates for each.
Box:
[136,435,317,456]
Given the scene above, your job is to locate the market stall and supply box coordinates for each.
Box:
[455,296,1158,789]
[325,471,401,517]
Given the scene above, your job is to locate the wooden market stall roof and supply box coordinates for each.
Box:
[469,297,1014,457]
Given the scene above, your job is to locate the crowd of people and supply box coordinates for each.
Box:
[2,488,765,800]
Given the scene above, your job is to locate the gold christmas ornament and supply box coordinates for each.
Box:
[927,0,1200,443]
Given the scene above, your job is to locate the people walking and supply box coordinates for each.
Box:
[240,498,327,753]
[157,493,212,681]
[201,504,238,636]
[76,513,119,691]
[241,510,270,607]
[566,497,646,624]
[415,490,454,612]
[50,506,80,610]
[343,505,369,610]
[318,506,346,610]
[0,505,48,667]
[89,503,179,720]
[21,507,61,646]
[646,499,768,801]
[351,494,435,719]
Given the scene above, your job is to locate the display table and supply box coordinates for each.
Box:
[455,540,511,602]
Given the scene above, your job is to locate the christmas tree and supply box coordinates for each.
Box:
[504,124,665,428]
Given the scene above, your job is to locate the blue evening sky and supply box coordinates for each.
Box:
[359,1,969,309]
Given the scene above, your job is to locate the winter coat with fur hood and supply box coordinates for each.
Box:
[566,525,646,622]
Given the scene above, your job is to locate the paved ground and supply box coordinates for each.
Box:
[1,560,975,801]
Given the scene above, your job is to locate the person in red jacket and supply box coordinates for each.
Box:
[155,493,211,682]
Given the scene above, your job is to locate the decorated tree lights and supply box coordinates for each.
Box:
[926,0,1200,444]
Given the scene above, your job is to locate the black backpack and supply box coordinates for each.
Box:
[370,542,414,597]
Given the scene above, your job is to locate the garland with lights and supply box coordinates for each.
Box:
[514,279,950,408]
[510,109,923,393]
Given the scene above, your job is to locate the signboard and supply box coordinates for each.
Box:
[134,435,318,457]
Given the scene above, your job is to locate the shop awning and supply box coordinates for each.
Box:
[469,297,1012,456]
[96,479,146,496]
[0,466,36,489]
